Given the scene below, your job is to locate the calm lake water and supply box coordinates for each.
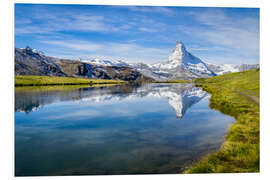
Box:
[15,83,234,176]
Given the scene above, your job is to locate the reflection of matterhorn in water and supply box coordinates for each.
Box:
[168,87,207,118]
[15,84,207,119]
[133,84,207,118]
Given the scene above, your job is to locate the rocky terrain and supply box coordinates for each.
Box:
[15,47,153,82]
[15,46,66,76]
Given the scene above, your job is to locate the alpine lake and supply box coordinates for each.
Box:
[15,83,234,176]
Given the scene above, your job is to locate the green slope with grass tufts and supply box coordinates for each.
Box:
[186,69,259,173]
[15,76,127,86]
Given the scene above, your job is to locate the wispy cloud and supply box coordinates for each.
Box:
[177,9,260,64]
[15,5,169,35]
[138,27,158,33]
[41,39,170,63]
[125,6,176,16]
[188,10,259,52]
[45,109,102,120]
[42,40,102,51]
[188,46,229,52]
[15,13,116,35]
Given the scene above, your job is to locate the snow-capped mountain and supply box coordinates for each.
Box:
[206,63,259,75]
[81,41,259,80]
[83,58,130,67]
[144,41,216,80]
[80,41,217,80]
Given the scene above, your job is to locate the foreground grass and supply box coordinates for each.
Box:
[186,69,259,173]
[15,75,127,86]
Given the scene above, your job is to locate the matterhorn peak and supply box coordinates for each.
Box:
[168,40,186,65]
[175,40,186,52]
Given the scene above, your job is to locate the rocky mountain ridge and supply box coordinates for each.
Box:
[15,47,153,82]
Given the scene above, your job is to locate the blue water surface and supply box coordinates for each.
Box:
[15,83,234,176]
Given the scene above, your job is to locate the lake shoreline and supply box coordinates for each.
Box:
[15,75,127,87]
[185,69,259,173]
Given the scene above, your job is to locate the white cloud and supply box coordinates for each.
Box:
[188,46,229,52]
[190,10,259,52]
[45,109,102,120]
[41,40,102,51]
[41,39,170,63]
[126,6,176,16]
[15,14,115,35]
[15,7,166,35]
[201,54,258,65]
[138,27,158,33]
[178,9,260,64]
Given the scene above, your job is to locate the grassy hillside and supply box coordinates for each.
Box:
[15,75,127,86]
[186,69,260,173]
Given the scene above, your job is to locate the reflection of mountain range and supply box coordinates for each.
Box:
[15,84,207,119]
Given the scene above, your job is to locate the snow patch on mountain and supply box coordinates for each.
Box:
[206,62,259,75]
[205,63,239,75]
[82,58,130,67]
[20,46,45,56]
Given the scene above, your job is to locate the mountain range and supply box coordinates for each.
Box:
[15,46,153,82]
[15,41,259,81]
[82,41,259,80]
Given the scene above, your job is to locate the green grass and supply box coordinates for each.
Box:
[185,69,259,173]
[15,75,127,86]
[154,80,191,83]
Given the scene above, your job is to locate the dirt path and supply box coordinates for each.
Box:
[234,90,259,105]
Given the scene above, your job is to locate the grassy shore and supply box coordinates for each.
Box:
[186,69,259,173]
[15,75,127,86]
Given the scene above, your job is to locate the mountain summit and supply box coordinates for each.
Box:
[168,40,186,66]
[147,41,216,80]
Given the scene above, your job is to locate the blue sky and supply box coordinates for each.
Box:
[15,4,259,65]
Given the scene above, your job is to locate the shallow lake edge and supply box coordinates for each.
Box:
[185,69,259,173]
